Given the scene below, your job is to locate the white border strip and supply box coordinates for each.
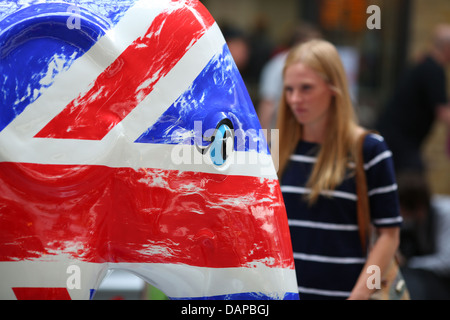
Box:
[114,262,297,299]
[0,259,298,300]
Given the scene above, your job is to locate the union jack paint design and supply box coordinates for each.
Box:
[0,0,298,300]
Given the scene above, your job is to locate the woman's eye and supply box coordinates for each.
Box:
[302,84,312,91]
[210,123,233,166]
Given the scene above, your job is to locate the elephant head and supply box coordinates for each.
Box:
[0,0,298,300]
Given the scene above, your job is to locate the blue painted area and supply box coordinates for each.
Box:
[89,288,96,300]
[135,44,268,154]
[0,1,137,132]
[210,123,232,166]
[171,291,299,300]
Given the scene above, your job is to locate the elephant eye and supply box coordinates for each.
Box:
[210,122,233,166]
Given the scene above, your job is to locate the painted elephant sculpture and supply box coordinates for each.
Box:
[0,0,298,300]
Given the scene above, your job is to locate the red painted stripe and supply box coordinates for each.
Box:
[0,163,294,269]
[35,1,215,140]
[12,287,71,300]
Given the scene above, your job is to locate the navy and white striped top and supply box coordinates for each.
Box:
[281,133,402,300]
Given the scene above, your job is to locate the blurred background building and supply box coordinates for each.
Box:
[201,0,450,196]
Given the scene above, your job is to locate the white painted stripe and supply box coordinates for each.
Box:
[293,252,366,264]
[0,258,109,300]
[0,137,277,178]
[114,262,298,299]
[288,219,358,231]
[298,285,351,297]
[106,22,226,142]
[0,258,298,300]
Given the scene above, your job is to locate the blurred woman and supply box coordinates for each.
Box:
[277,39,402,299]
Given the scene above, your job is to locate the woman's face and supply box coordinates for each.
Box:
[284,62,334,132]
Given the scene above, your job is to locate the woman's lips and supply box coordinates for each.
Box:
[293,108,308,115]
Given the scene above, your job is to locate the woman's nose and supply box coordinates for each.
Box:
[291,90,303,103]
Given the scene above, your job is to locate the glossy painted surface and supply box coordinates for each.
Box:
[0,0,298,300]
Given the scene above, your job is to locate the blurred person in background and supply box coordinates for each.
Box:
[222,24,251,75]
[257,22,322,132]
[376,23,450,300]
[376,24,450,176]
[246,14,275,86]
[377,24,450,299]
[397,173,450,299]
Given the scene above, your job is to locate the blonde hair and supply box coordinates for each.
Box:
[276,39,359,204]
